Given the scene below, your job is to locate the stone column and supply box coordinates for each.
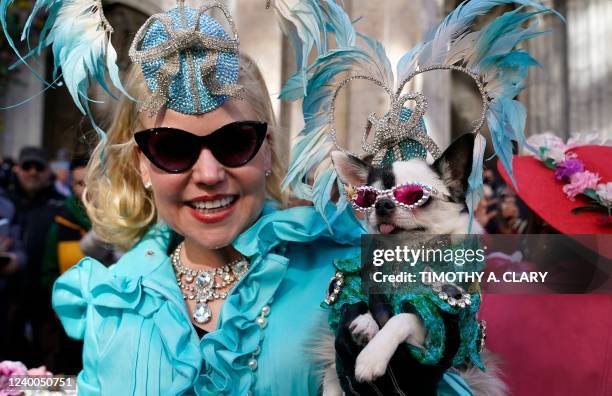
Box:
[523,2,569,138]
[1,62,46,158]
[566,0,612,137]
[217,0,289,167]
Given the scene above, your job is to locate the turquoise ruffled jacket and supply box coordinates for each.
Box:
[52,203,474,395]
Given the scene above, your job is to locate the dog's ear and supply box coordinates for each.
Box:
[432,133,475,201]
[331,150,370,186]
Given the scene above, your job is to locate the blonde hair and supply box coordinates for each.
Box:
[84,56,286,250]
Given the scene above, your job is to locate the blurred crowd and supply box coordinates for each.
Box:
[0,146,121,375]
[475,168,529,235]
[0,144,530,375]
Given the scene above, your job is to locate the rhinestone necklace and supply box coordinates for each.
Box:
[171,242,249,324]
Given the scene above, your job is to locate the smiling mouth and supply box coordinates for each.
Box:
[378,223,426,234]
[187,195,238,213]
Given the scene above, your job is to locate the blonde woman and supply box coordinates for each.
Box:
[44,4,363,395]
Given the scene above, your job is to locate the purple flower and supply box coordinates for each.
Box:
[555,158,585,182]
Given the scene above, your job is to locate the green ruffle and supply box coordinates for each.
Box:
[392,292,483,369]
[323,255,483,370]
[322,256,366,330]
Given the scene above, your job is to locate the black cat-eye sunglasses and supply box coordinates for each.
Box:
[134,121,268,173]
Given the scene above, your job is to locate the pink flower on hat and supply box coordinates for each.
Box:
[562,171,601,200]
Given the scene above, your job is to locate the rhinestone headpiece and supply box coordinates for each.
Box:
[129,0,243,115]
[329,65,489,166]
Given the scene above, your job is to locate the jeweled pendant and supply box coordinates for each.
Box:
[194,302,212,324]
[196,272,213,289]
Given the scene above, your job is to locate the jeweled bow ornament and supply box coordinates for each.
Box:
[129,0,243,116]
[329,65,488,167]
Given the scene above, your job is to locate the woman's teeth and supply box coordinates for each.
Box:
[192,196,235,211]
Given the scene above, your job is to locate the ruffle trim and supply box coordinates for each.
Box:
[392,292,483,369]
[54,203,363,395]
[197,203,363,395]
[53,253,202,395]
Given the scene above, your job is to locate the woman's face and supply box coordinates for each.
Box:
[138,99,271,249]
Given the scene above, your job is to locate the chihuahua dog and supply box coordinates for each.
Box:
[320,134,505,396]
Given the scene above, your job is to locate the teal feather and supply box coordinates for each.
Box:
[1,0,130,136]
[396,43,422,83]
[321,0,355,47]
[398,0,559,81]
[480,51,540,98]
[466,134,487,232]
[487,98,527,187]
[0,0,57,86]
[467,9,544,69]
[312,168,337,229]
[273,0,333,96]
[357,32,394,85]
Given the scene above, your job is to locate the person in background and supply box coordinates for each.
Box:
[495,187,528,234]
[476,170,528,234]
[50,148,72,198]
[39,155,91,374]
[0,191,27,362]
[6,146,65,368]
[41,155,119,292]
[0,157,15,190]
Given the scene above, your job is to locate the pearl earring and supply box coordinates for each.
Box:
[144,181,152,189]
[265,170,272,177]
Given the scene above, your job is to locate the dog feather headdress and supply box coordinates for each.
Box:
[1,0,243,134]
[269,0,561,227]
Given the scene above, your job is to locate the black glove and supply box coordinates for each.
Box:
[333,294,461,396]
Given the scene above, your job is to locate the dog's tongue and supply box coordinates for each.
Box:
[379,223,396,235]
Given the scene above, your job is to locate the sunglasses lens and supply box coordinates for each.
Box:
[139,129,199,172]
[211,122,265,167]
[393,184,425,205]
[354,189,378,208]
[135,122,267,173]
[22,162,45,172]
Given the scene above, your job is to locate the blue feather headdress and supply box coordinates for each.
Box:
[0,0,243,135]
[0,0,128,134]
[269,0,561,228]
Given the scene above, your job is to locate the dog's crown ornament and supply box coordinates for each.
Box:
[328,66,489,167]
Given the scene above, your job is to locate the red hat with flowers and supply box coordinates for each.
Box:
[498,133,612,257]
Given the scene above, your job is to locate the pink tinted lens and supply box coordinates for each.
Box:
[393,184,425,205]
[354,189,378,208]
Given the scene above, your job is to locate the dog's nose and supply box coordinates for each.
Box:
[375,198,395,216]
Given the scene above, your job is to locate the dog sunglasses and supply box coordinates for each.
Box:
[134,121,267,173]
[346,182,438,211]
